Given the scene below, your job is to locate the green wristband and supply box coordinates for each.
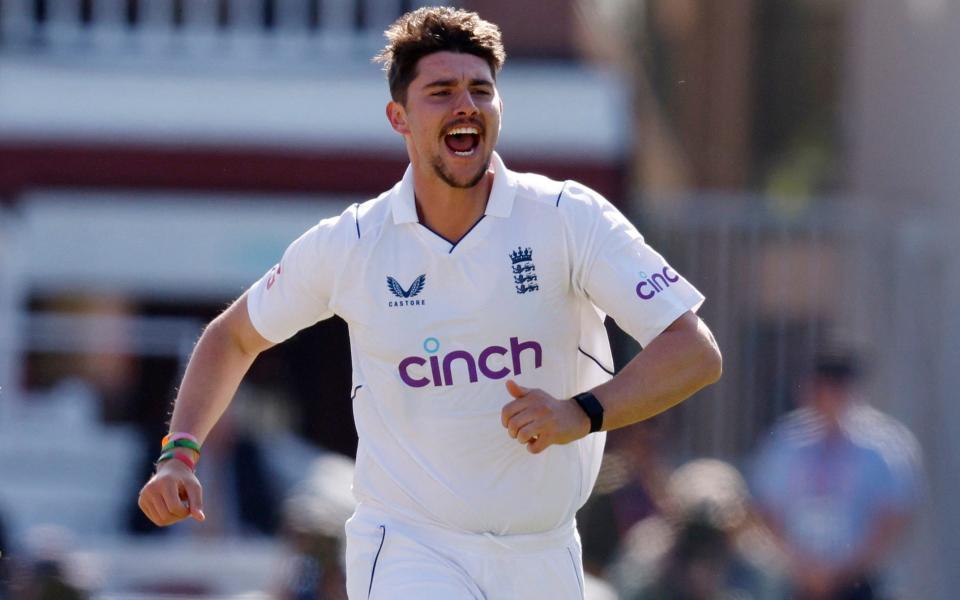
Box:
[161,439,201,454]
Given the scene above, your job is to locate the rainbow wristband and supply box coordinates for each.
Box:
[157,451,196,471]
[161,439,201,454]
[162,432,199,447]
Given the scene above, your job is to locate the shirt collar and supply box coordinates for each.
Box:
[391,151,516,225]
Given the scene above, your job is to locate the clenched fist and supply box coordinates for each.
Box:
[500,380,591,454]
[138,459,206,526]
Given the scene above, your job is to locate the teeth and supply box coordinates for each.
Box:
[446,127,479,136]
[453,149,475,156]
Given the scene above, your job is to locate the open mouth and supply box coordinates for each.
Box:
[443,126,481,157]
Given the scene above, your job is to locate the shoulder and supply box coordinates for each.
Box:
[766,407,826,449]
[308,188,394,246]
[511,171,608,208]
[351,188,395,240]
[509,171,613,223]
[847,404,923,474]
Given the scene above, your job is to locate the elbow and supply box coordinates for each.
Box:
[697,333,723,386]
[704,342,723,385]
[203,313,259,359]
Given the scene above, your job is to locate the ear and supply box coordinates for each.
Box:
[386,101,410,135]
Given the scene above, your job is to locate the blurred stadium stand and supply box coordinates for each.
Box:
[0,0,630,595]
[1,0,959,598]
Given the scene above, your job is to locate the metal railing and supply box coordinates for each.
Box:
[0,0,428,60]
[626,195,941,461]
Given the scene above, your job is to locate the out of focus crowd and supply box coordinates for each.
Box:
[0,348,922,599]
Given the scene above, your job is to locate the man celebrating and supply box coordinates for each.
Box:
[139,7,721,598]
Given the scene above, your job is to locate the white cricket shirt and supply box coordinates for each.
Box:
[247,152,704,535]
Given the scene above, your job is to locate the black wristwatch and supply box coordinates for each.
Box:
[572,391,604,433]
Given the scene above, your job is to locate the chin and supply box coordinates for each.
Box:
[433,154,490,189]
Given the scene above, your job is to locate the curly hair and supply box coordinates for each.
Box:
[373,7,506,105]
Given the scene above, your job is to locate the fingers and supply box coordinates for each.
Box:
[501,380,534,427]
[158,479,190,521]
[516,421,542,445]
[138,468,204,527]
[505,406,540,439]
[501,382,561,453]
[526,434,549,454]
[138,490,161,525]
[180,479,206,522]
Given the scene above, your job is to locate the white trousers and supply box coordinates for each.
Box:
[345,503,586,600]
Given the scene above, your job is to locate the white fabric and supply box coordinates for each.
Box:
[345,502,584,600]
[247,152,704,535]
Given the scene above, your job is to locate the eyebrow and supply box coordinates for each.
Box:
[423,78,494,89]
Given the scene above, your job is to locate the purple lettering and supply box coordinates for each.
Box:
[510,337,542,376]
[429,355,443,387]
[636,281,655,299]
[478,345,509,379]
[442,350,479,386]
[651,272,668,291]
[399,356,429,388]
[663,266,679,282]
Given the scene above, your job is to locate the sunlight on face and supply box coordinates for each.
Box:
[397,51,502,189]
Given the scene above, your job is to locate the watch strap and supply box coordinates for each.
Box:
[572,391,604,433]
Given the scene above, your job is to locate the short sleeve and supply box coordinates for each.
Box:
[246,216,342,344]
[869,423,924,514]
[560,182,704,347]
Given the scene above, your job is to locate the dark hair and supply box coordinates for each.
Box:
[812,347,862,383]
[373,7,506,105]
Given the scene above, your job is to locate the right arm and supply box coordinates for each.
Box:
[138,293,274,526]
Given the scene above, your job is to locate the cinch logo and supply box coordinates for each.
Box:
[398,337,543,388]
[636,267,680,300]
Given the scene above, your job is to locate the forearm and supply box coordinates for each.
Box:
[591,312,721,431]
[168,315,262,443]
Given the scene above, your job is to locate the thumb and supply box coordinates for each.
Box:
[505,379,528,399]
[180,480,206,522]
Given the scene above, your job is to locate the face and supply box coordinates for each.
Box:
[804,378,852,422]
[387,51,502,189]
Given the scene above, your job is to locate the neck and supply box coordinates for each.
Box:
[413,165,494,243]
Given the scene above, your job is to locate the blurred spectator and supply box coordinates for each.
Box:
[130,384,283,537]
[577,419,671,575]
[276,452,356,600]
[7,525,91,599]
[607,458,783,600]
[751,349,923,600]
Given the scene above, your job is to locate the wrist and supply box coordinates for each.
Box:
[572,391,604,433]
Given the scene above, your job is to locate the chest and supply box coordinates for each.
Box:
[334,220,577,369]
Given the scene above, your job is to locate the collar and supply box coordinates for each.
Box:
[390,151,516,225]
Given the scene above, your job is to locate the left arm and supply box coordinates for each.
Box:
[502,310,721,453]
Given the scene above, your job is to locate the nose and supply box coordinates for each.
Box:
[453,88,479,117]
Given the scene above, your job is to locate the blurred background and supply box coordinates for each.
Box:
[0,0,954,598]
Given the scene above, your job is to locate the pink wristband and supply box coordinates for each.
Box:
[169,452,196,471]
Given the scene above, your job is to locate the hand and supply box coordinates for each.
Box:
[500,380,591,454]
[138,459,206,526]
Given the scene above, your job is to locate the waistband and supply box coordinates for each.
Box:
[352,501,578,556]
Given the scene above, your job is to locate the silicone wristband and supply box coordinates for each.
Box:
[162,432,199,447]
[161,439,201,454]
[157,451,196,471]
